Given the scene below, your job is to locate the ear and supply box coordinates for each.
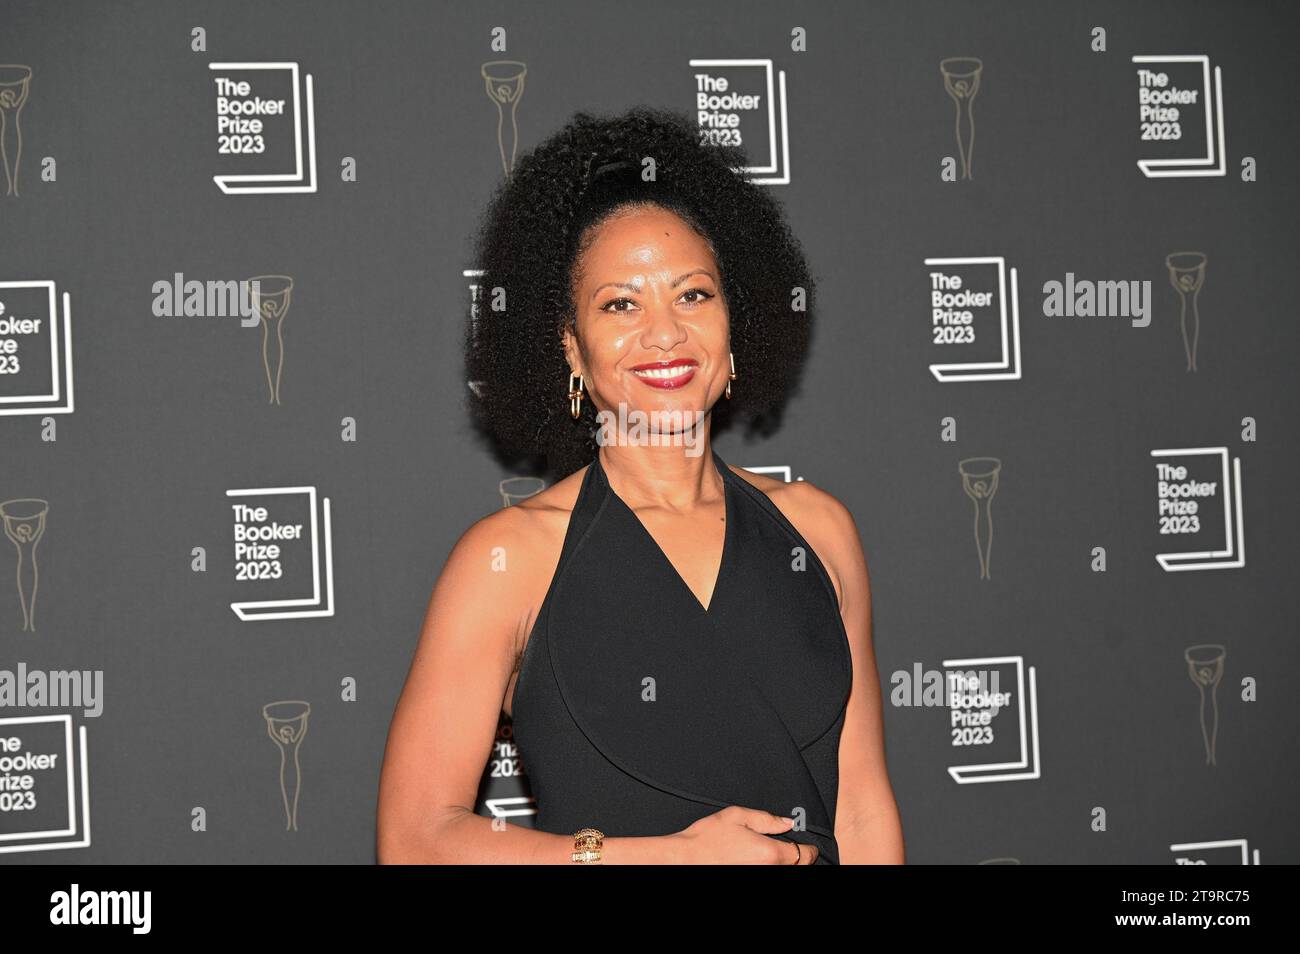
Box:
[561,321,581,375]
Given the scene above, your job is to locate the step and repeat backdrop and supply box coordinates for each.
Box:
[1,0,1294,864]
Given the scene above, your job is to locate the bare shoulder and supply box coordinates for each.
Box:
[725,464,861,540]
[449,464,591,580]
[438,464,593,656]
[467,464,588,539]
[725,464,866,610]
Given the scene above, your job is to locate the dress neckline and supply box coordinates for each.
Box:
[591,447,733,615]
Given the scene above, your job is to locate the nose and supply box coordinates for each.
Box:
[639,293,688,351]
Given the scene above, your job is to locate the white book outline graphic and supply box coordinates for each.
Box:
[1150,447,1245,571]
[0,717,92,853]
[944,655,1041,783]
[1169,839,1260,865]
[688,58,790,185]
[484,797,538,819]
[1132,55,1226,178]
[226,486,335,620]
[0,284,74,416]
[743,465,793,482]
[209,62,318,194]
[924,258,1022,382]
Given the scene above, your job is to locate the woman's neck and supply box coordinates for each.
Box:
[596,437,722,512]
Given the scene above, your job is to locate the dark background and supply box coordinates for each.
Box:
[0,0,1294,863]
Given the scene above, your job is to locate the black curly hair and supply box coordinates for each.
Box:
[464,106,816,479]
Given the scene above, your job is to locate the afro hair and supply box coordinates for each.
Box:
[464,105,817,478]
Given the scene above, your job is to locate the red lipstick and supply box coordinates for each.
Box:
[628,358,698,389]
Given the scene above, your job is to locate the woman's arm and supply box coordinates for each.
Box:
[375,507,680,864]
[804,490,905,864]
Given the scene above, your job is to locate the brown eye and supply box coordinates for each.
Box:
[680,289,714,306]
[601,297,637,313]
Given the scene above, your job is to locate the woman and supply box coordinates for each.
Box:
[378,107,903,864]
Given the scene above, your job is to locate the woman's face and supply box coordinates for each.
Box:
[563,203,730,428]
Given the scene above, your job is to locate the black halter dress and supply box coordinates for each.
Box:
[510,447,853,864]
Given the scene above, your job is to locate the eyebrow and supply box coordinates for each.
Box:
[591,269,717,301]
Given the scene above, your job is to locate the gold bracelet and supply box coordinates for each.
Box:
[571,827,604,864]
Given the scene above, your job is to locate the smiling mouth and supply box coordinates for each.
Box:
[629,360,699,388]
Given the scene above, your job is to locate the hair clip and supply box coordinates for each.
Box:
[575,154,635,210]
[591,158,633,178]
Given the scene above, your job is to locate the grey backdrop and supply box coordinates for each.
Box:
[1,0,1295,864]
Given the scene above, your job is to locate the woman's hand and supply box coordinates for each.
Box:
[667,806,818,864]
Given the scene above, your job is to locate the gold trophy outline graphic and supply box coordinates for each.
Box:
[1184,644,1224,767]
[248,275,293,404]
[264,700,310,831]
[1,498,47,631]
[0,65,31,197]
[1166,252,1206,373]
[959,457,1000,580]
[481,61,526,176]
[940,57,982,180]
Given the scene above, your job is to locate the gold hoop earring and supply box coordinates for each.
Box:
[568,371,585,419]
[725,351,737,400]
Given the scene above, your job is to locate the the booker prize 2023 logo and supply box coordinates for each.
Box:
[690,58,791,185]
[0,282,74,416]
[895,657,1041,785]
[227,486,334,621]
[0,714,92,855]
[1151,446,1245,572]
[210,61,317,194]
[924,257,1022,382]
[944,656,1041,784]
[1169,838,1261,865]
[1133,54,1226,178]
